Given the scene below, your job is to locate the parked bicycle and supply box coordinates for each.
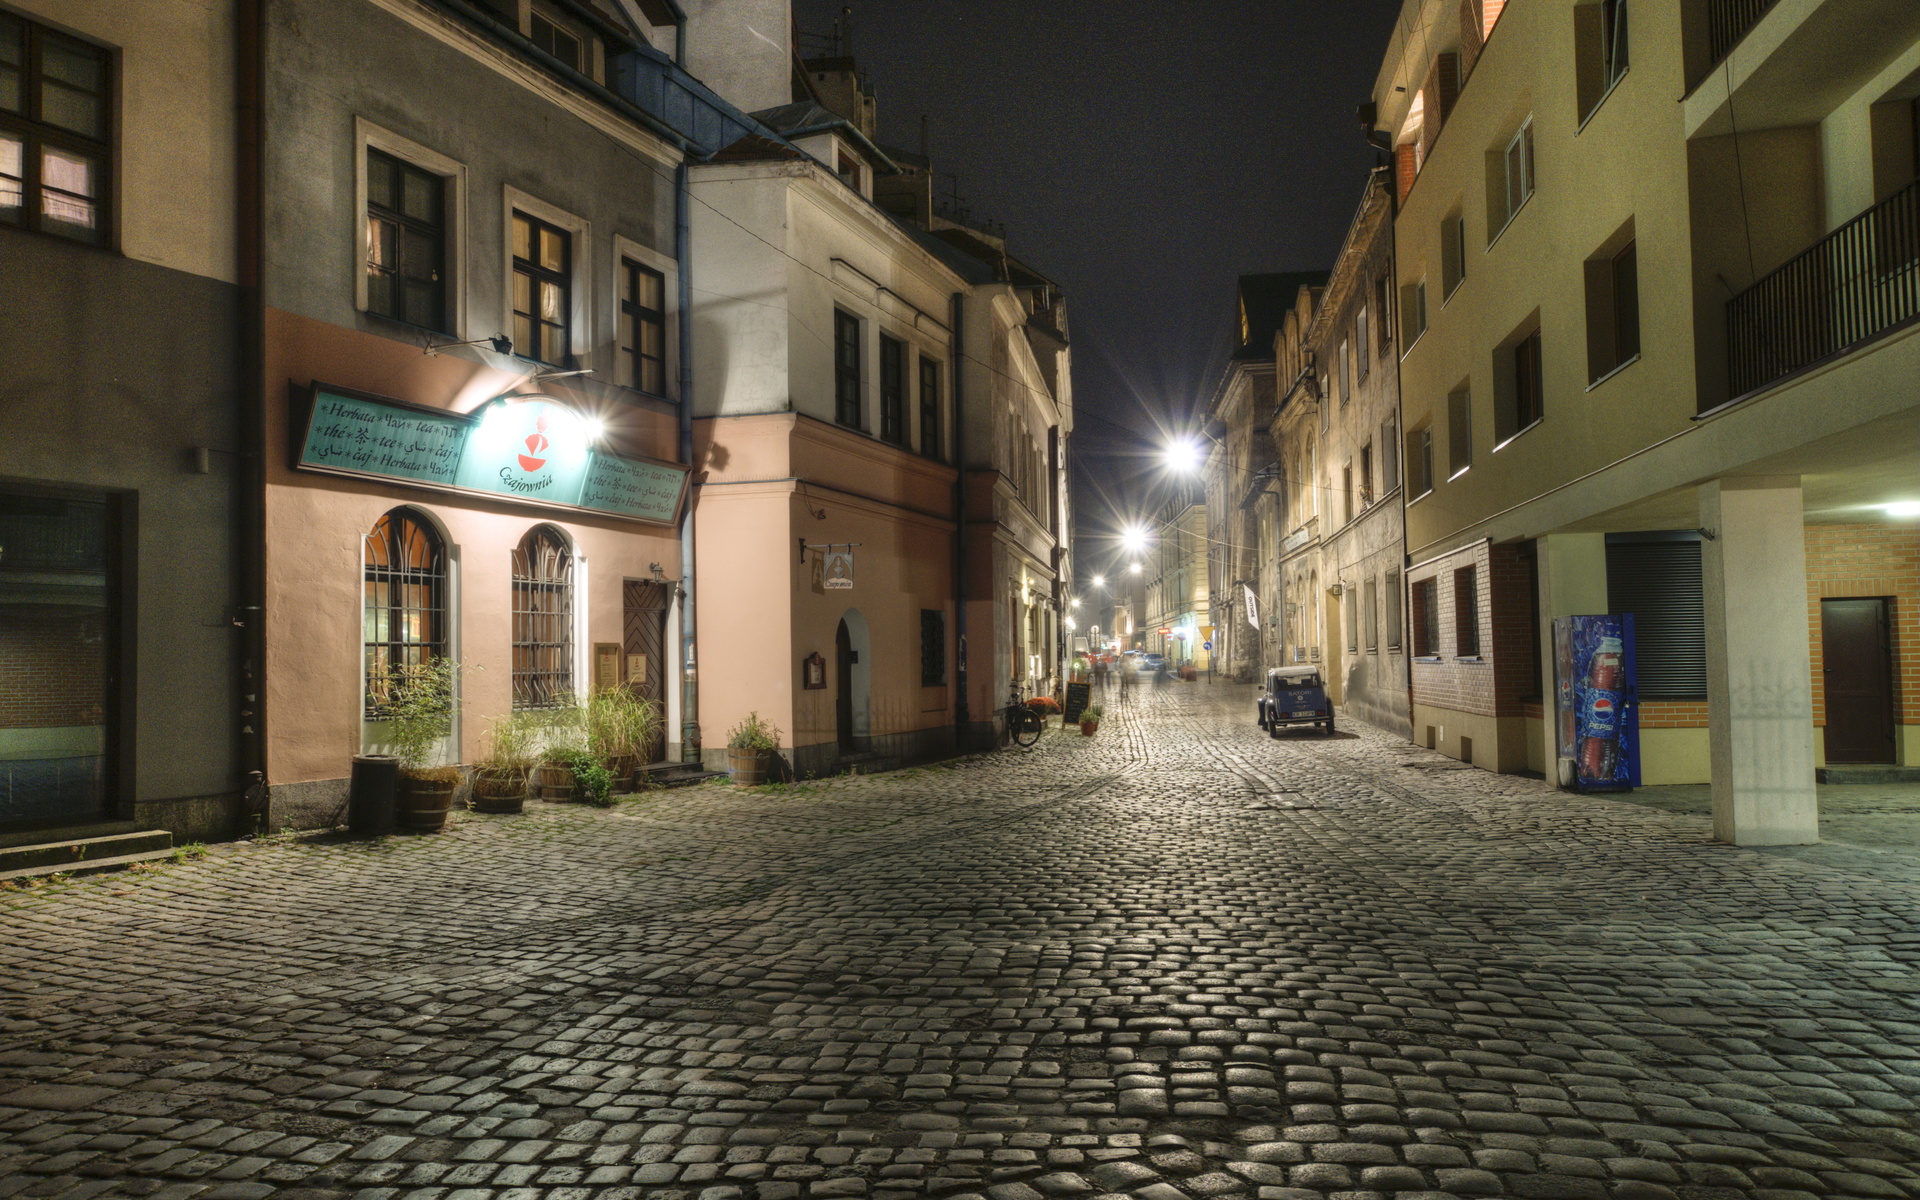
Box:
[1001,684,1046,747]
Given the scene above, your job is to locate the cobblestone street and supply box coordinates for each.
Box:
[1,681,1917,1200]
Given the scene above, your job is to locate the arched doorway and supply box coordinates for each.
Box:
[835,609,871,751]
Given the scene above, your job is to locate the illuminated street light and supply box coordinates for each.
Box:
[1164,436,1204,474]
[1129,562,1142,574]
[1122,524,1151,552]
[1091,574,1105,587]
[1069,597,1079,608]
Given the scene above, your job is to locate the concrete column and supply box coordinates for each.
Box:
[1701,478,1818,845]
[1536,532,1609,785]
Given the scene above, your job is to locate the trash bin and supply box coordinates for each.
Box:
[347,754,399,837]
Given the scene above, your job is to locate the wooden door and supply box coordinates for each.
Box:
[1821,597,1895,764]
[623,580,671,763]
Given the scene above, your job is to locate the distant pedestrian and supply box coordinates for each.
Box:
[1117,662,1134,702]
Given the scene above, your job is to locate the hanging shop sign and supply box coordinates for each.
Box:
[1243,584,1260,630]
[295,384,688,526]
[823,547,855,589]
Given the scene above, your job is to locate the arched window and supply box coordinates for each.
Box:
[512,525,574,709]
[364,508,447,717]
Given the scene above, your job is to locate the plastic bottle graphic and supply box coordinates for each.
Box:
[1577,635,1624,783]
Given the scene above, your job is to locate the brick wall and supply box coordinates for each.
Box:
[1805,523,1919,727]
[0,612,107,728]
[1641,700,1709,729]
[1410,540,1535,719]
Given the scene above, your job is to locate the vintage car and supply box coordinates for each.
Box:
[1256,665,1334,736]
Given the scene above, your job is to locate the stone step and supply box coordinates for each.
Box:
[635,761,728,789]
[0,830,176,882]
[1816,764,1920,784]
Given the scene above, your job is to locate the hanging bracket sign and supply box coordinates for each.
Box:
[295,384,688,526]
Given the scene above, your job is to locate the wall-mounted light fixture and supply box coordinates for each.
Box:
[425,334,513,357]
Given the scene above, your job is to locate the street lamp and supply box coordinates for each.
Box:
[1122,524,1151,553]
[1091,574,1105,587]
[1164,436,1204,474]
[1129,562,1143,574]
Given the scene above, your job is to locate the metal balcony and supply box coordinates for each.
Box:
[1707,0,1781,64]
[1725,177,1920,400]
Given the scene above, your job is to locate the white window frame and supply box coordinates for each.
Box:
[355,119,469,338]
[504,186,592,363]
[611,234,679,401]
[1496,119,1535,239]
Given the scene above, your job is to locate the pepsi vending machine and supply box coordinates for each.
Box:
[1552,613,1639,792]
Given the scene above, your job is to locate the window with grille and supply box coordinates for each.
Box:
[618,257,667,395]
[366,149,446,331]
[919,356,942,459]
[364,509,448,717]
[512,211,570,366]
[512,525,574,709]
[920,609,946,686]
[0,12,110,244]
[834,309,862,428]
[880,334,907,445]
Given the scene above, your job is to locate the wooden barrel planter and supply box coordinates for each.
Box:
[603,754,639,794]
[398,772,459,832]
[535,762,578,802]
[726,748,771,785]
[470,770,527,814]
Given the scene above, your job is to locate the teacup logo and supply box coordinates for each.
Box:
[517,409,550,472]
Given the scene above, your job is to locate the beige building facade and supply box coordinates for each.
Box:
[1375,0,1920,843]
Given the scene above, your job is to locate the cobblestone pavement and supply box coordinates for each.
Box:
[1,681,1917,1200]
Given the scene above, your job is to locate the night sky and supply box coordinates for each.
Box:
[791,0,1405,572]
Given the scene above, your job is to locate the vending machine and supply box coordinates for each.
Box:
[1552,613,1639,792]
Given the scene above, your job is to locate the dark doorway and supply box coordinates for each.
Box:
[835,618,855,750]
[622,580,670,763]
[0,490,116,829]
[1821,597,1895,764]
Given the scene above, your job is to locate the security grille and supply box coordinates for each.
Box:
[512,525,574,709]
[364,509,446,716]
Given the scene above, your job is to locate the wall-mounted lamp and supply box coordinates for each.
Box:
[531,367,594,383]
[425,334,513,357]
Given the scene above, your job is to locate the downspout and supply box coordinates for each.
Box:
[236,0,268,832]
[950,291,969,747]
[677,158,700,763]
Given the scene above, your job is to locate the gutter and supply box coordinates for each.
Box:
[676,158,700,763]
[236,0,268,831]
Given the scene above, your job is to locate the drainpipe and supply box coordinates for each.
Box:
[950,291,968,748]
[235,0,268,831]
[677,158,700,763]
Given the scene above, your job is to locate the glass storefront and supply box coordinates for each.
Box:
[0,489,113,827]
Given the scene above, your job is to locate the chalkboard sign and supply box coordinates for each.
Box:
[1062,681,1092,724]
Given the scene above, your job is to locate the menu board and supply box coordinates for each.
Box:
[1062,681,1093,724]
[296,386,687,526]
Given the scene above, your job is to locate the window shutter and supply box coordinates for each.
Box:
[1605,533,1706,699]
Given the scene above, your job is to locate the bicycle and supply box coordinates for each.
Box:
[1001,685,1045,747]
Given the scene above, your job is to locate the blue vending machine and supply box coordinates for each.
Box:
[1552,613,1640,792]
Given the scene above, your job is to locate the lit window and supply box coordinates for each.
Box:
[0,13,109,244]
[366,149,447,331]
[512,211,571,366]
[512,525,574,710]
[364,509,447,717]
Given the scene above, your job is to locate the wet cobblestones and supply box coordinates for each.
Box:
[0,682,1916,1199]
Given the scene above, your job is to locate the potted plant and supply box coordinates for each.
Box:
[1079,703,1104,737]
[378,657,464,833]
[531,703,587,801]
[585,687,662,792]
[471,710,540,814]
[1025,695,1061,727]
[726,712,781,785]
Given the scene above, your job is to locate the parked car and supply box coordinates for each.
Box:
[1256,665,1334,736]
[1142,653,1167,672]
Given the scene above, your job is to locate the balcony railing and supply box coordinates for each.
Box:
[1725,177,1920,399]
[1708,0,1780,65]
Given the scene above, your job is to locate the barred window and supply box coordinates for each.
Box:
[512,525,574,709]
[920,609,946,686]
[364,508,447,717]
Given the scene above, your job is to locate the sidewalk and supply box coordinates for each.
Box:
[0,681,1914,1199]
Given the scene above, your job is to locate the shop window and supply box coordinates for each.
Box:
[1454,565,1481,656]
[920,610,946,686]
[366,148,447,332]
[512,211,571,366]
[918,356,942,459]
[880,334,907,446]
[364,508,447,717]
[618,257,667,395]
[0,12,110,244]
[834,309,862,428]
[512,525,574,710]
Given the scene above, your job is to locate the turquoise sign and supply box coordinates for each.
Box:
[301,391,466,485]
[298,387,686,526]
